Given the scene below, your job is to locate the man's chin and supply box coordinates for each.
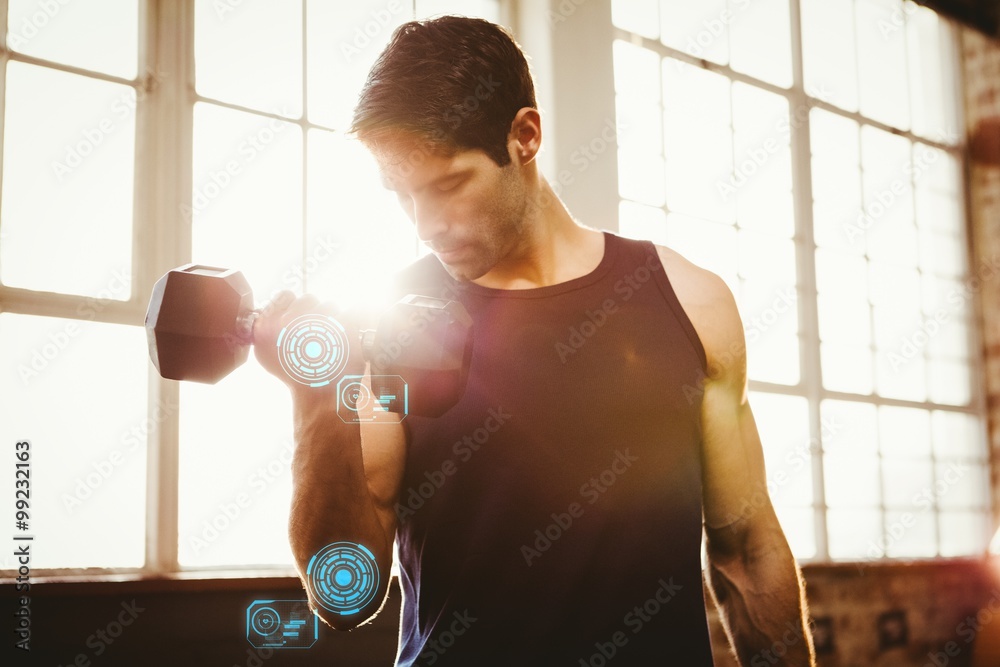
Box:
[441,261,486,284]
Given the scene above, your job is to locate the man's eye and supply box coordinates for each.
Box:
[437,177,463,192]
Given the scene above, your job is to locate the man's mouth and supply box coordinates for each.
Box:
[435,244,468,262]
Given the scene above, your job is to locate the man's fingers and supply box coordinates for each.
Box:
[269,289,297,312]
[260,290,297,318]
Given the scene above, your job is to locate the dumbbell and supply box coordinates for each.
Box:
[144,264,473,418]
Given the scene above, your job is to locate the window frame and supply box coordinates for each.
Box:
[0,0,519,581]
[609,0,989,563]
[0,0,988,583]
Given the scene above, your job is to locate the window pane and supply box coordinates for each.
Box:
[739,235,799,385]
[914,145,963,236]
[811,110,863,254]
[616,93,662,157]
[618,150,666,207]
[822,400,880,507]
[307,129,414,308]
[775,506,817,559]
[306,0,412,130]
[828,509,881,559]
[1,63,134,298]
[883,508,936,557]
[663,59,733,223]
[925,319,970,363]
[939,511,990,556]
[729,0,791,88]
[906,4,960,141]
[801,0,859,110]
[750,392,812,508]
[612,0,659,39]
[731,83,793,237]
[878,405,930,458]
[614,40,660,103]
[658,0,729,64]
[822,400,878,454]
[869,262,920,318]
[927,359,971,406]
[195,0,302,116]
[818,293,870,345]
[179,363,294,567]
[855,0,911,130]
[8,0,138,79]
[881,458,933,507]
[825,453,880,508]
[932,411,986,460]
[815,248,867,299]
[919,229,966,278]
[936,462,989,510]
[0,314,147,569]
[822,343,873,394]
[738,231,796,284]
[619,200,668,247]
[860,126,916,266]
[415,0,499,20]
[664,214,738,289]
[191,103,303,296]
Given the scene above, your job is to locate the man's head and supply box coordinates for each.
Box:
[349,16,542,282]
[350,15,536,166]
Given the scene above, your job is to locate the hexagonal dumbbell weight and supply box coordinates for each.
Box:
[145,264,473,417]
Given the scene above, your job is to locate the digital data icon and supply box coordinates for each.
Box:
[276,315,350,387]
[245,599,318,649]
[306,542,380,616]
[336,375,408,423]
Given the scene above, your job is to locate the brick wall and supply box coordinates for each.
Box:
[964,23,1000,537]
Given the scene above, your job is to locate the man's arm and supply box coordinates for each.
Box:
[658,248,815,666]
[254,293,407,631]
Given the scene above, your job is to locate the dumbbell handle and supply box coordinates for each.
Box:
[234,307,378,360]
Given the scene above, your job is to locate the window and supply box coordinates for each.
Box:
[612,0,991,562]
[0,0,502,576]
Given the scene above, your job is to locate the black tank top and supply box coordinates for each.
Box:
[388,230,715,666]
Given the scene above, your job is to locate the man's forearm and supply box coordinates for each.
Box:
[287,393,392,629]
[705,525,816,666]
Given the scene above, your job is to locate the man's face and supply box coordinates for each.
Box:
[374,136,529,282]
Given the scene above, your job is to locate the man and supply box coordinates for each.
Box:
[253,16,815,666]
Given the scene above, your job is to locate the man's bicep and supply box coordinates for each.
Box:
[700,378,771,532]
[693,276,771,534]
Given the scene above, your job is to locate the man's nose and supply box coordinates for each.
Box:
[412,199,448,245]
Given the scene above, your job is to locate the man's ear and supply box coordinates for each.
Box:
[508,107,541,165]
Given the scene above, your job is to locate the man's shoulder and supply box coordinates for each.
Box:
[649,243,733,312]
[649,243,744,380]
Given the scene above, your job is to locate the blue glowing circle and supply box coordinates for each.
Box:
[250,606,281,637]
[306,542,379,616]
[276,315,350,387]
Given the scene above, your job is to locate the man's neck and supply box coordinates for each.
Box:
[471,178,605,290]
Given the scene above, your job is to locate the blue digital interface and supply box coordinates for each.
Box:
[276,314,350,387]
[306,542,380,616]
[245,599,318,649]
[336,374,408,423]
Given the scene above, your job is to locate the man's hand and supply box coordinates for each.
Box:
[252,290,364,395]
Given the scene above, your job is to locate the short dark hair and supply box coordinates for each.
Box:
[349,16,537,167]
